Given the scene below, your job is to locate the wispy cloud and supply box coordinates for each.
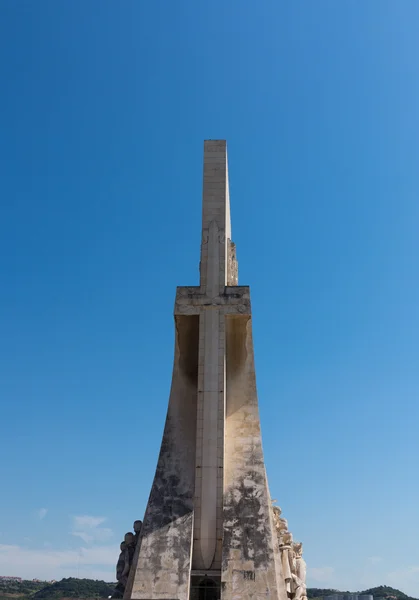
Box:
[37,508,48,520]
[367,556,382,565]
[71,515,113,544]
[0,543,116,581]
[308,566,335,583]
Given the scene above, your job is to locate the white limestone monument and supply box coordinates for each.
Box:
[117,140,306,600]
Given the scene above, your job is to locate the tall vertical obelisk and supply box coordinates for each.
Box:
[125,141,286,600]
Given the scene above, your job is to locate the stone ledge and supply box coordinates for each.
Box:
[174,286,251,316]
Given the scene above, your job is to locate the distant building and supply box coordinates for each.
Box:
[0,577,23,583]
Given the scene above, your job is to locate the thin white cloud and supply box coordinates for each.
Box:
[0,543,117,580]
[367,556,382,565]
[37,508,48,520]
[71,515,113,544]
[308,566,335,583]
[73,516,106,529]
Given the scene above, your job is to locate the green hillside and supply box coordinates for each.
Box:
[1,579,417,600]
[0,579,114,600]
[32,579,114,600]
[307,586,418,600]
[361,587,413,600]
[0,580,46,600]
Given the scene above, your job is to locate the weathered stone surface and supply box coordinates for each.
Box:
[113,542,130,598]
[222,316,286,599]
[125,314,199,600]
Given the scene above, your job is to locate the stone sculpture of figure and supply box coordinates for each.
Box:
[112,522,145,599]
[272,505,308,600]
[292,542,307,600]
[124,532,136,569]
[279,531,295,598]
[112,541,130,598]
[273,505,294,596]
[124,531,135,545]
[272,506,289,537]
[133,520,143,542]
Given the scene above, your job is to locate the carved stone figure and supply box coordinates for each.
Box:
[124,531,135,545]
[272,506,296,598]
[133,519,143,541]
[272,505,307,599]
[112,541,130,598]
[114,522,144,600]
[273,506,289,534]
[124,532,136,568]
[292,542,307,600]
[278,530,294,597]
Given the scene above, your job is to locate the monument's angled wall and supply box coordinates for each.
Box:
[127,316,198,600]
[222,314,287,600]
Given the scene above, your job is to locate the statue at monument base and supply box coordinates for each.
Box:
[112,521,143,599]
[273,505,307,600]
[112,542,130,599]
[292,542,308,600]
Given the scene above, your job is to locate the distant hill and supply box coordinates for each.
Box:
[32,579,115,600]
[307,586,418,600]
[0,579,114,600]
[308,589,343,598]
[361,587,414,600]
[361,585,416,600]
[0,580,46,600]
[1,579,417,600]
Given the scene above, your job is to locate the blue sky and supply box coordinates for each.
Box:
[0,0,418,593]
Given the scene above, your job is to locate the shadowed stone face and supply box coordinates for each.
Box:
[133,520,142,534]
[124,532,135,546]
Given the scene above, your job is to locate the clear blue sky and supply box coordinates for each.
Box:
[0,0,418,593]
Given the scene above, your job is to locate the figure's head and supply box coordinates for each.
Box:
[120,541,126,551]
[293,542,303,557]
[124,532,135,546]
[133,520,143,534]
[282,532,293,545]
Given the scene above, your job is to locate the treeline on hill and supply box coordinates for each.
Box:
[33,579,115,600]
[0,580,45,598]
[0,580,417,600]
[307,586,418,600]
[361,587,417,600]
[0,578,115,600]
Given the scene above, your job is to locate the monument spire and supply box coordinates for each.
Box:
[122,141,288,600]
[199,140,233,295]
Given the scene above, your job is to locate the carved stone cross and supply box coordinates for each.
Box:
[174,141,250,569]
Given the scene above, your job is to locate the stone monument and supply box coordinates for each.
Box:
[119,140,303,600]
